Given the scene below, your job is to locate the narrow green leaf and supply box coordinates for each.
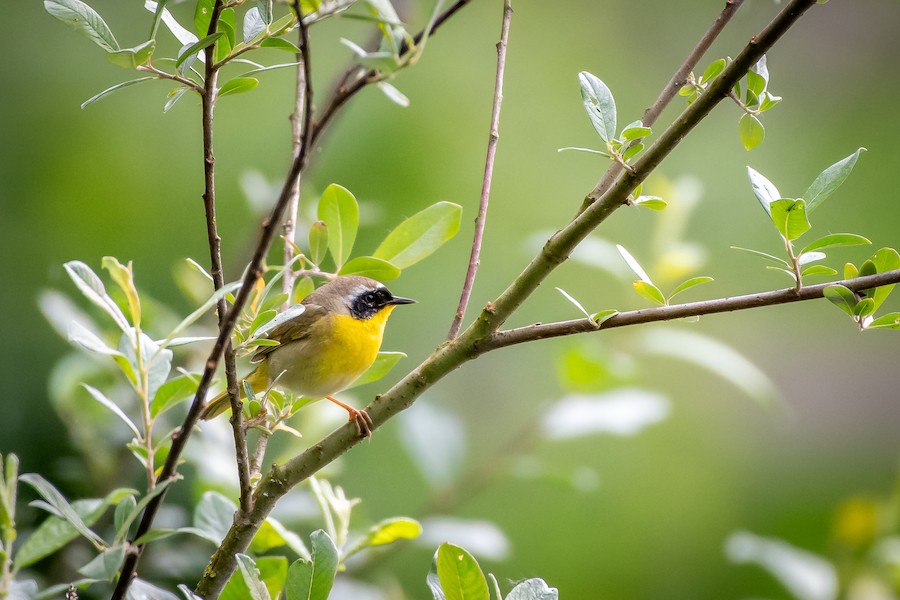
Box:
[377,81,410,107]
[102,256,141,326]
[373,201,462,270]
[803,148,866,212]
[149,0,171,39]
[194,0,215,35]
[113,495,136,537]
[766,265,798,281]
[113,478,176,543]
[318,184,359,269]
[216,8,236,61]
[350,351,407,389]
[620,123,651,141]
[801,233,871,254]
[175,32,223,69]
[769,198,810,241]
[64,260,130,331]
[435,543,489,600]
[308,220,328,266]
[616,244,653,284]
[236,554,272,600]
[634,196,666,210]
[44,0,119,52]
[285,530,339,600]
[867,313,900,330]
[730,246,790,267]
[578,71,616,143]
[219,76,259,97]
[260,37,301,52]
[622,143,644,162]
[19,474,106,549]
[339,256,401,281]
[823,284,857,317]
[556,146,610,157]
[739,113,765,150]
[633,281,667,306]
[81,77,156,109]
[746,166,781,215]
[668,276,714,301]
[759,92,782,112]
[82,384,140,439]
[556,287,591,319]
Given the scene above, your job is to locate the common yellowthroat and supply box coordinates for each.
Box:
[200,275,415,436]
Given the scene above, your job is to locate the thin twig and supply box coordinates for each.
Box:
[448,0,512,340]
[192,3,822,594]
[579,0,745,214]
[136,63,204,94]
[483,269,900,350]
[112,10,320,599]
[309,0,474,150]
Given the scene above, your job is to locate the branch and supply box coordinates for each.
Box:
[484,270,900,350]
[193,0,821,594]
[448,0,512,340]
[308,0,474,150]
[580,0,745,214]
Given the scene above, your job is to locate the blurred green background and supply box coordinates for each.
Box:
[3,0,900,597]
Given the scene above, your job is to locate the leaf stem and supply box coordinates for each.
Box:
[448,0,512,340]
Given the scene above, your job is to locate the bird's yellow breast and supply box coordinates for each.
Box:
[265,307,395,398]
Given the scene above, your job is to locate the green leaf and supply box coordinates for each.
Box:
[235,554,272,600]
[867,313,900,330]
[634,196,666,210]
[435,543,489,600]
[801,233,871,254]
[746,167,781,215]
[803,148,866,213]
[668,276,714,301]
[194,0,215,35]
[216,8,236,62]
[633,281,666,306]
[700,58,726,83]
[82,384,140,439]
[285,530,339,600]
[19,474,106,549]
[801,265,837,278]
[77,544,126,581]
[113,495,136,537]
[739,113,765,150]
[616,244,653,284]
[308,220,328,266]
[864,247,900,311]
[250,517,311,560]
[219,76,259,97]
[746,70,766,98]
[506,578,559,600]
[556,146,610,157]
[373,201,462,270]
[175,32,223,69]
[350,351,407,389]
[823,284,857,317]
[854,297,875,317]
[14,490,133,569]
[112,478,176,543]
[620,122,651,141]
[193,491,237,545]
[44,0,119,52]
[339,256,401,281]
[556,287,591,319]
[759,91,782,112]
[151,374,199,418]
[591,309,618,324]
[578,71,616,143]
[67,321,123,357]
[730,246,790,267]
[377,81,410,107]
[769,198,810,241]
[64,260,130,331]
[318,184,359,269]
[81,77,157,109]
[260,37,302,52]
[107,40,156,68]
[345,517,421,558]
[844,262,859,280]
[622,143,644,163]
[102,256,141,326]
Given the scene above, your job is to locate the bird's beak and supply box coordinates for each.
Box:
[388,295,416,306]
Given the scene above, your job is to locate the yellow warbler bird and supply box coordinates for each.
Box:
[200,275,415,436]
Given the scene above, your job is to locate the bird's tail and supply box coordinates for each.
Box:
[199,364,268,420]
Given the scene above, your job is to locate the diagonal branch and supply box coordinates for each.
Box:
[448,0,513,340]
[192,1,821,595]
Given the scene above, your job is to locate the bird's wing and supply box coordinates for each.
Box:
[249,303,328,363]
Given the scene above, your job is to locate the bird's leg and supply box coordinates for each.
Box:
[325,395,374,438]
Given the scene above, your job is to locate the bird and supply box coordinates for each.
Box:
[200,275,415,436]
